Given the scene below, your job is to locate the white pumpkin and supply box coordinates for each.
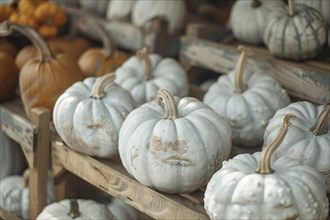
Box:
[0,171,55,219]
[37,199,114,220]
[53,73,135,158]
[296,0,330,25]
[106,0,136,20]
[203,46,290,147]
[229,0,285,45]
[131,0,187,34]
[263,0,328,61]
[204,115,329,220]
[79,0,109,17]
[119,89,232,194]
[264,101,330,192]
[107,198,138,220]
[0,131,26,180]
[115,47,189,107]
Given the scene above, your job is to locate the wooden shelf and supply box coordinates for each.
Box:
[0,98,50,219]
[180,26,330,104]
[51,141,209,220]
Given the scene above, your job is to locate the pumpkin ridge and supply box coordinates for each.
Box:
[302,10,322,49]
[281,18,291,56]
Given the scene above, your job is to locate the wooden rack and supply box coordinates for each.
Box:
[180,23,330,105]
[51,140,209,220]
[0,98,50,220]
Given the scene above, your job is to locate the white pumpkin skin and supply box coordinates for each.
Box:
[37,199,114,220]
[229,0,285,45]
[0,174,55,219]
[203,69,290,148]
[106,0,136,20]
[79,0,109,17]
[204,152,329,220]
[53,74,135,158]
[107,198,138,220]
[115,51,189,107]
[0,131,26,180]
[119,90,232,194]
[263,101,330,192]
[263,2,327,61]
[132,0,187,34]
[296,0,330,25]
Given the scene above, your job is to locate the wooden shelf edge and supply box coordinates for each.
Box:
[52,141,209,220]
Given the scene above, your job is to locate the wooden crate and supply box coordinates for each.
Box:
[0,98,51,220]
[51,140,209,220]
[180,23,330,105]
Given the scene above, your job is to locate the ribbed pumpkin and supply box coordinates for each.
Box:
[0,170,55,219]
[132,0,187,34]
[119,89,232,193]
[263,0,327,61]
[204,115,329,220]
[37,199,114,220]
[0,21,86,119]
[203,46,290,147]
[115,47,189,106]
[106,0,135,20]
[229,0,285,45]
[78,17,129,77]
[296,0,330,25]
[264,101,330,192]
[53,73,135,158]
[0,131,26,180]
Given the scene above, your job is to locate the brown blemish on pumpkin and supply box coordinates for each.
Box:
[150,136,188,154]
[164,156,192,166]
[87,124,103,129]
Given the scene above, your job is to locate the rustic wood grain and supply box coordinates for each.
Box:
[52,141,209,220]
[180,37,330,104]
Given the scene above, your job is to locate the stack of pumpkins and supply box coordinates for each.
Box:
[230,0,329,60]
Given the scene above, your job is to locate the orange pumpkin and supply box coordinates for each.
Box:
[47,37,92,60]
[0,4,16,22]
[0,51,19,102]
[0,39,17,58]
[78,17,129,77]
[0,21,86,119]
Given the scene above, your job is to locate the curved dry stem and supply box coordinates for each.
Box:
[137,47,152,80]
[311,103,330,135]
[90,73,116,99]
[156,89,178,120]
[234,45,253,93]
[68,199,80,218]
[288,0,296,16]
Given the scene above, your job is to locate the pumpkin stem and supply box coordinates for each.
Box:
[234,45,253,93]
[68,199,80,218]
[81,17,115,58]
[90,72,116,99]
[252,0,261,8]
[137,47,152,80]
[22,169,30,188]
[156,89,178,120]
[0,21,54,61]
[311,103,330,136]
[288,0,296,16]
[256,115,295,174]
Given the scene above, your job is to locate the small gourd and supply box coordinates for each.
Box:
[204,115,329,220]
[0,131,26,180]
[115,47,189,106]
[0,170,55,219]
[263,101,330,192]
[78,17,130,77]
[263,0,327,61]
[0,21,86,119]
[229,0,285,45]
[119,89,232,193]
[106,0,136,20]
[132,0,187,34]
[203,45,290,147]
[37,199,114,219]
[53,73,135,158]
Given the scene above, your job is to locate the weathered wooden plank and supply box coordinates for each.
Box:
[180,37,330,104]
[0,105,36,150]
[0,208,21,220]
[52,141,209,220]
